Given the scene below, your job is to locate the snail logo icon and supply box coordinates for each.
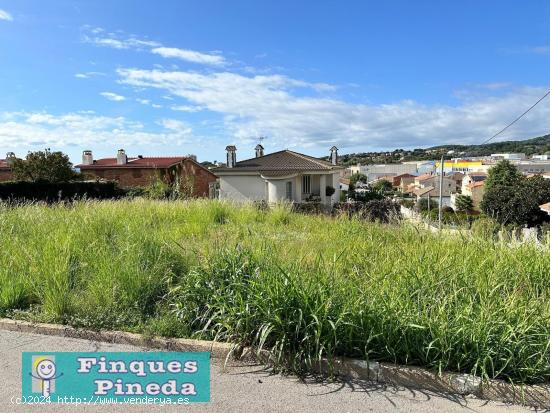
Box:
[30,356,63,397]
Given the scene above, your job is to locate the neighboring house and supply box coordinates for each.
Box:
[413,186,452,207]
[461,172,487,193]
[339,177,350,192]
[462,181,485,211]
[0,152,16,182]
[540,202,550,216]
[215,145,343,206]
[448,172,464,192]
[413,174,457,194]
[76,149,217,197]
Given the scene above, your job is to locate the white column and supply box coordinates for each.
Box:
[320,174,327,205]
[295,175,302,203]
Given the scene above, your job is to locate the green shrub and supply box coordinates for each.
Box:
[0,181,122,201]
[0,199,547,383]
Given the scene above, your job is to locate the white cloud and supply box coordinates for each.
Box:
[171,105,203,113]
[81,26,227,67]
[75,71,105,79]
[530,46,550,55]
[0,9,13,21]
[136,98,151,105]
[117,68,550,150]
[0,111,194,149]
[151,47,226,66]
[82,26,160,50]
[100,92,126,101]
[158,118,192,133]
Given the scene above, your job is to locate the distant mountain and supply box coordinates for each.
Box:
[426,134,550,156]
[330,134,550,166]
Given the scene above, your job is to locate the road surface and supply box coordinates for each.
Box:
[0,329,538,413]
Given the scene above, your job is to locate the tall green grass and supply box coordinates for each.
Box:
[0,199,548,384]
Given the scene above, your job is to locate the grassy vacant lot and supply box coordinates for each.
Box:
[0,199,548,384]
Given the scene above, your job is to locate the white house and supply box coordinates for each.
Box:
[215,145,343,206]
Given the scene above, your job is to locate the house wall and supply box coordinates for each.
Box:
[81,159,216,197]
[219,172,341,206]
[179,160,217,197]
[82,168,165,188]
[0,169,14,182]
[463,186,485,210]
[219,175,266,201]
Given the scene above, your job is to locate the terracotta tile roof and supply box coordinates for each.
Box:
[77,157,189,169]
[0,160,10,169]
[215,150,343,173]
[467,181,485,189]
[415,173,434,181]
[414,186,435,196]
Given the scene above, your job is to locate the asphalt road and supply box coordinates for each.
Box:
[0,329,539,413]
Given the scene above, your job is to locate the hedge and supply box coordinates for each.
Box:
[0,181,123,202]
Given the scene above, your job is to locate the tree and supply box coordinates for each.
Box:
[12,149,79,183]
[415,197,438,212]
[455,194,474,212]
[484,160,522,191]
[349,173,368,190]
[481,162,550,226]
[371,179,393,193]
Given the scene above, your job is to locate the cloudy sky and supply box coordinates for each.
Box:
[1,1,550,163]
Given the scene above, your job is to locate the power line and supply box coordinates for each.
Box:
[480,89,550,145]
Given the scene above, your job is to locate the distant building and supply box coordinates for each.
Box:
[348,163,418,182]
[76,149,217,197]
[0,152,17,182]
[490,153,526,160]
[462,181,485,211]
[461,172,487,193]
[514,160,550,175]
[434,160,492,174]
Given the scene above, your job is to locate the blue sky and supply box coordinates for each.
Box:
[1,1,550,163]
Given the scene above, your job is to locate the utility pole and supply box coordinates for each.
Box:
[438,155,444,230]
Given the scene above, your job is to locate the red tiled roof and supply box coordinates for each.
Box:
[0,160,9,169]
[467,181,485,189]
[77,157,188,169]
[415,173,434,181]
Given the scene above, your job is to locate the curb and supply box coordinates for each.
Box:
[1,318,548,409]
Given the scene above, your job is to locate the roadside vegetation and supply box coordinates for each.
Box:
[0,199,548,384]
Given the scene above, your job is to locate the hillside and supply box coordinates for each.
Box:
[332,134,550,166]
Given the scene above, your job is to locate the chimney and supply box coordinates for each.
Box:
[225,145,237,168]
[5,152,16,167]
[330,146,338,165]
[117,149,127,165]
[255,144,264,158]
[82,150,93,165]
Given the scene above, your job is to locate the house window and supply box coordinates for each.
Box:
[302,175,311,194]
[286,181,293,200]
